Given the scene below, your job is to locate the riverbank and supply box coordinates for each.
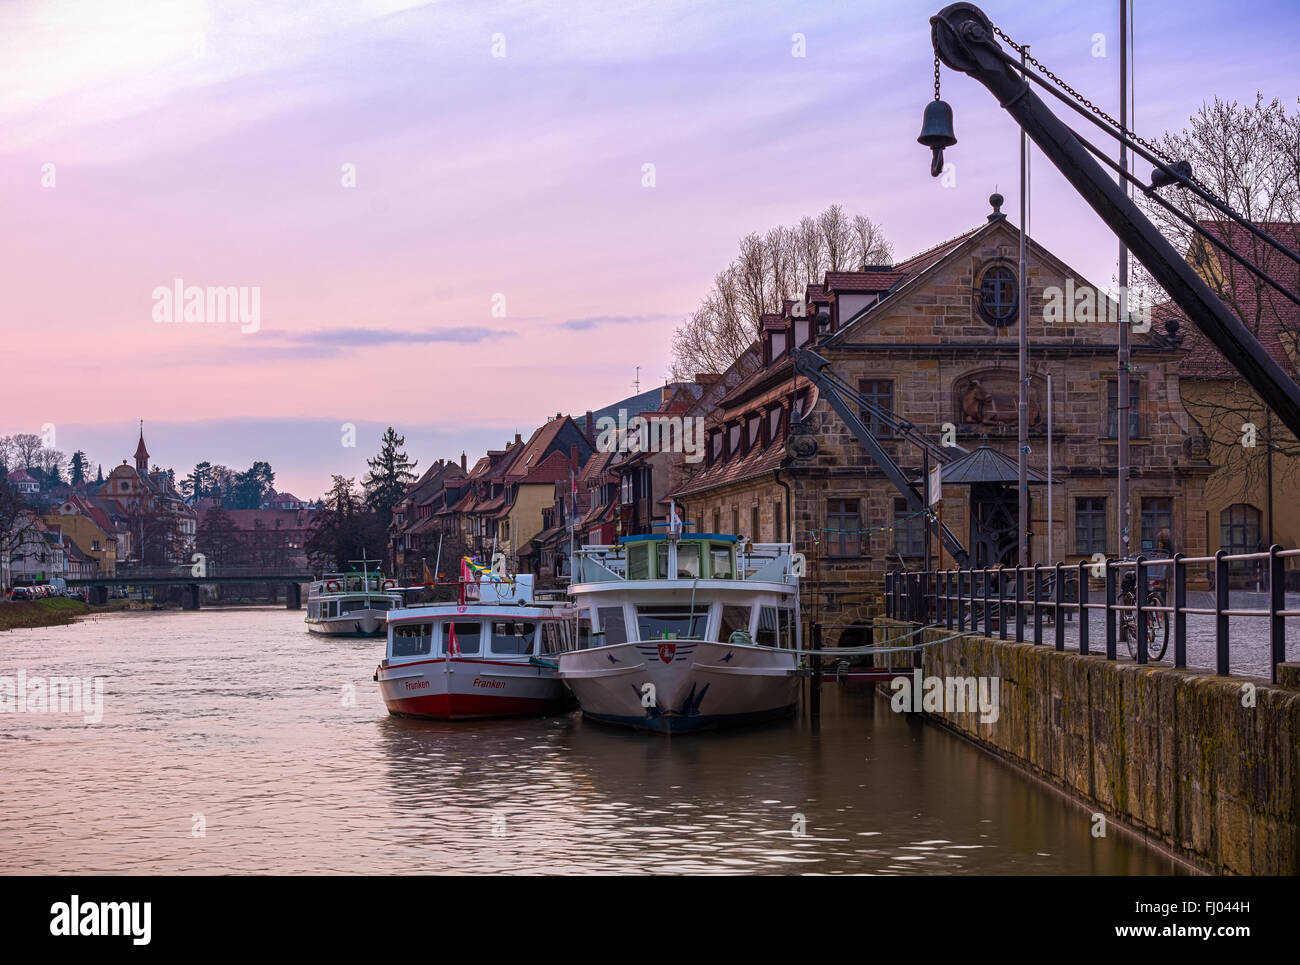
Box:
[0,597,151,631]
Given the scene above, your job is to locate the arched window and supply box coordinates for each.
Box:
[978,264,1018,327]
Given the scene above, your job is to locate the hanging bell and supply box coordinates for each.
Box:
[918,99,957,178]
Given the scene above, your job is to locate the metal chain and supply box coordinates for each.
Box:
[934,55,941,101]
[992,24,1184,173]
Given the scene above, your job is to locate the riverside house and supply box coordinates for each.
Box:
[672,197,1214,640]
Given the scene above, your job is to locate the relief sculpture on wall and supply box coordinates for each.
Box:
[958,376,1041,428]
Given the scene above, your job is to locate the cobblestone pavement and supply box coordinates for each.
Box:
[936,591,1300,680]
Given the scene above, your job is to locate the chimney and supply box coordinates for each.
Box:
[514,432,522,445]
[583,410,595,445]
[460,451,467,472]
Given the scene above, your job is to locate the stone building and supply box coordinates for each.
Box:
[674,198,1214,638]
[1174,221,1299,587]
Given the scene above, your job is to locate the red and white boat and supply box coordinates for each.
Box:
[375,571,576,720]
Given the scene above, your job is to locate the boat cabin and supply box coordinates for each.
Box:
[386,608,577,661]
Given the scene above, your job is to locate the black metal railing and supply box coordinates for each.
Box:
[884,546,1298,683]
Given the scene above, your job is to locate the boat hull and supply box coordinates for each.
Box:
[307,614,386,637]
[378,657,573,720]
[558,640,799,734]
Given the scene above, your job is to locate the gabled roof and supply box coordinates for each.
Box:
[503,416,591,483]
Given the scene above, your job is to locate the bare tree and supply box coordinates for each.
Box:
[852,214,893,267]
[0,478,42,587]
[1134,95,1300,494]
[671,204,893,378]
[818,204,855,270]
[9,434,42,469]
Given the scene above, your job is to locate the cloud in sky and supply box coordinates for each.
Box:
[559,314,674,331]
[277,326,514,346]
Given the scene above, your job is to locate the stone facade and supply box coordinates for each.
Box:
[676,209,1215,642]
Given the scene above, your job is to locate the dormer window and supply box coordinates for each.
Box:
[768,405,783,441]
[747,414,761,451]
[727,422,741,457]
[771,329,787,358]
[794,318,810,347]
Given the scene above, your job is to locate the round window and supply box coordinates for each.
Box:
[978,265,1018,327]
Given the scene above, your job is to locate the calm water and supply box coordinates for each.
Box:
[0,607,1181,874]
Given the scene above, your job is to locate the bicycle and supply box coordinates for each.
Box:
[1117,569,1169,661]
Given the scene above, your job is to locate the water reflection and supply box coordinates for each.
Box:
[0,609,1181,874]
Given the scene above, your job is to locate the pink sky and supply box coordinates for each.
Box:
[3,0,1296,497]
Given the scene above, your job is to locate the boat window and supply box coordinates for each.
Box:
[711,547,733,579]
[576,610,594,649]
[755,606,779,647]
[442,621,482,655]
[719,605,752,643]
[676,543,701,579]
[656,542,669,579]
[342,598,387,613]
[491,621,536,655]
[782,606,798,649]
[596,606,629,645]
[636,605,708,640]
[627,545,650,581]
[391,622,433,657]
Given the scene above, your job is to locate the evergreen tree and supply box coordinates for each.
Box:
[69,451,88,486]
[96,465,104,484]
[179,461,213,502]
[305,476,388,571]
[231,461,275,509]
[363,428,418,526]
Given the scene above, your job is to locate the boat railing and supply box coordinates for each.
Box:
[572,541,798,586]
[311,573,396,595]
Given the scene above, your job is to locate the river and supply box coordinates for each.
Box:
[0,607,1182,874]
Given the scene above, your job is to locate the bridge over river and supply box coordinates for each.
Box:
[66,566,313,609]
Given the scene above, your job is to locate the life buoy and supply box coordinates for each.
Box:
[382,579,396,591]
[456,605,467,614]
[325,580,341,593]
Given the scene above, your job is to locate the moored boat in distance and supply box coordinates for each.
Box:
[306,556,403,636]
[555,533,802,733]
[375,572,577,720]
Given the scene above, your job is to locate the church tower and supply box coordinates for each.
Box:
[134,421,150,475]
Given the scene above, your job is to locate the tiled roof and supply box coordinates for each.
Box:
[1176,221,1300,380]
[823,270,910,293]
[673,432,788,498]
[891,224,985,274]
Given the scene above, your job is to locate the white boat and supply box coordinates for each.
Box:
[375,573,577,720]
[555,533,802,733]
[306,558,403,637]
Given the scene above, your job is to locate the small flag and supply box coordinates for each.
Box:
[422,561,435,587]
